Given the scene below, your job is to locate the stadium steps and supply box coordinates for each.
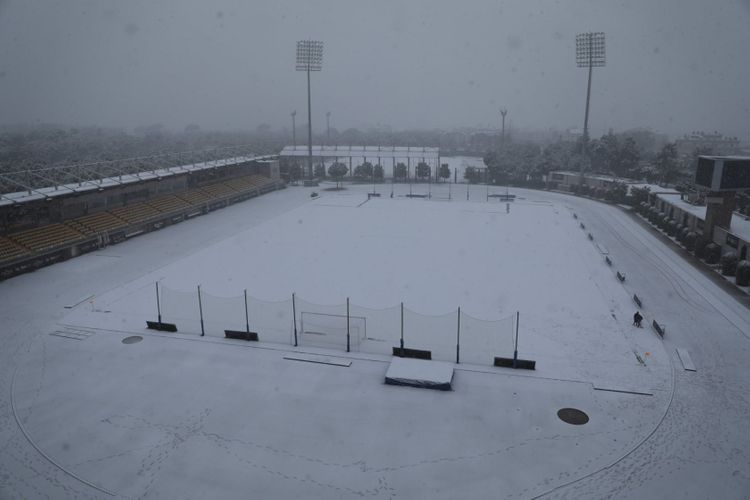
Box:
[0,236,30,261]
[9,223,86,252]
[146,194,191,213]
[110,203,161,225]
[176,189,213,206]
[224,176,258,191]
[68,212,129,235]
[200,182,238,199]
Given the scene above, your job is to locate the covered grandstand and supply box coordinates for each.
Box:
[0,154,283,279]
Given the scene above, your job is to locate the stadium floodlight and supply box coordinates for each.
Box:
[326,111,331,145]
[291,110,297,147]
[499,108,508,143]
[296,40,324,178]
[576,32,606,147]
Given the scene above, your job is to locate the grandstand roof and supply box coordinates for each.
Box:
[279,145,440,160]
[0,155,276,207]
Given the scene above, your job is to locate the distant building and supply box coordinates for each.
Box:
[675,131,740,156]
[546,171,637,191]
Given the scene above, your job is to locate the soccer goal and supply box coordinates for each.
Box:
[299,311,366,351]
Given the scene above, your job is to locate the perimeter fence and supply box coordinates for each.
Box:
[154,283,516,366]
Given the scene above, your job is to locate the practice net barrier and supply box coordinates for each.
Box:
[459,311,516,365]
[153,284,516,366]
[403,307,457,361]
[160,285,202,334]
[295,298,352,351]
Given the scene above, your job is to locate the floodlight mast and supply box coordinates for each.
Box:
[500,108,508,143]
[576,32,606,151]
[291,110,297,147]
[296,40,323,179]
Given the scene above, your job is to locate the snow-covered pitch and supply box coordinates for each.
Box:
[2,180,749,499]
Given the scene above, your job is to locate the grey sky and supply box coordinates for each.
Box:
[1,0,749,139]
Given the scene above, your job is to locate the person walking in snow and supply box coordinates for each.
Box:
[633,311,643,328]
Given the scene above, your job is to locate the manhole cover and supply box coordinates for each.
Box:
[557,408,589,425]
[122,336,143,345]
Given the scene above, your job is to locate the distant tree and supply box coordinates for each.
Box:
[416,161,431,180]
[606,181,628,203]
[374,164,384,181]
[630,186,651,206]
[354,161,373,179]
[394,162,407,180]
[439,163,451,182]
[619,137,641,178]
[655,142,679,185]
[289,163,302,182]
[314,163,326,178]
[328,162,348,188]
[464,166,481,184]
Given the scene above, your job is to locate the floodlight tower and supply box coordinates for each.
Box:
[500,108,508,142]
[291,110,297,147]
[576,32,606,151]
[296,40,323,179]
[326,111,331,145]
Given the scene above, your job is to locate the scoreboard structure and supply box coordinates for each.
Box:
[694,156,750,244]
[695,156,750,191]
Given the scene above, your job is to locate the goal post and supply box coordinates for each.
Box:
[299,311,366,351]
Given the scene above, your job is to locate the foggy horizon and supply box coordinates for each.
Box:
[1,0,749,140]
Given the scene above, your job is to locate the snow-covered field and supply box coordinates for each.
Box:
[1,180,749,499]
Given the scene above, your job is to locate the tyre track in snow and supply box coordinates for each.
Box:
[582,205,712,314]
[597,204,750,338]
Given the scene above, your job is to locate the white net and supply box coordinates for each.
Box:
[350,303,401,356]
[430,182,453,200]
[246,295,294,345]
[295,298,351,350]
[459,311,515,366]
[201,291,246,337]
[159,285,202,334]
[403,307,457,362]
[154,283,516,365]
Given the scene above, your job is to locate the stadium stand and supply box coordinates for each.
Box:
[200,182,237,199]
[9,223,86,252]
[1,165,284,278]
[67,212,128,235]
[147,194,192,213]
[176,189,213,206]
[225,176,258,191]
[110,203,161,225]
[0,236,29,261]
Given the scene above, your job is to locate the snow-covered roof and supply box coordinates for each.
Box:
[656,193,707,218]
[656,192,750,242]
[629,183,680,194]
[550,171,640,184]
[279,145,440,159]
[0,155,275,207]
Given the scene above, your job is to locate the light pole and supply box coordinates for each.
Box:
[296,40,323,179]
[326,111,331,145]
[576,32,606,152]
[500,108,508,143]
[291,110,297,147]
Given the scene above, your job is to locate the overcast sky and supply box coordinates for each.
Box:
[1,0,749,139]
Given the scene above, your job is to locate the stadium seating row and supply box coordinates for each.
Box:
[0,174,278,264]
[0,236,28,261]
[9,223,86,253]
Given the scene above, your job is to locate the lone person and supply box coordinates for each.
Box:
[633,311,643,328]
